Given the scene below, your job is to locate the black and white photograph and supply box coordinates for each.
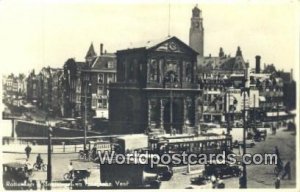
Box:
[0,0,299,190]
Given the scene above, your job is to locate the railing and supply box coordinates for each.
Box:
[146,82,200,89]
[109,82,139,88]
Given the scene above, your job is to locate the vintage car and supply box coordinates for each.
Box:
[145,164,173,181]
[253,129,267,141]
[233,139,255,148]
[69,169,91,189]
[3,162,36,190]
[204,160,242,179]
[190,174,208,185]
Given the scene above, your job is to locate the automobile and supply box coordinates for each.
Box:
[3,162,36,190]
[145,164,173,181]
[204,160,242,179]
[253,130,267,142]
[69,169,91,189]
[190,173,208,185]
[232,139,255,148]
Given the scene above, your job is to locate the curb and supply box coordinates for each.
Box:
[2,151,78,154]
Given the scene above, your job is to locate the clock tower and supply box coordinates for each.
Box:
[189,5,204,57]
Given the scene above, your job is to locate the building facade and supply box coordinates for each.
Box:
[82,43,117,120]
[109,36,202,134]
[26,70,39,104]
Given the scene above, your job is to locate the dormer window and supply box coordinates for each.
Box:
[107,61,114,69]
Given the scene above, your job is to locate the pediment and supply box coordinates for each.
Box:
[154,41,184,53]
[149,37,198,55]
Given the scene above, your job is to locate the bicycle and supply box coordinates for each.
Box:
[78,150,90,160]
[33,162,47,171]
[63,172,73,180]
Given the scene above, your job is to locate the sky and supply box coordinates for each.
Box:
[0,0,299,75]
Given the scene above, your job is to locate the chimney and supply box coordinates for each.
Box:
[100,43,103,55]
[290,68,293,82]
[255,55,261,73]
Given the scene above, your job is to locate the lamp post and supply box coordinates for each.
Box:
[226,89,231,135]
[84,82,91,150]
[47,122,54,190]
[240,87,249,188]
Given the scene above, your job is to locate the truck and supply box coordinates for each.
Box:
[100,161,161,189]
[113,134,148,154]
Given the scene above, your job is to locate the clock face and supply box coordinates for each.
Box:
[168,42,178,51]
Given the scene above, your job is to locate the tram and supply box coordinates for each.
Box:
[148,133,232,155]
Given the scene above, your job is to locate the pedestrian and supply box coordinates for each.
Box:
[275,177,280,189]
[68,162,74,178]
[239,174,246,188]
[25,145,32,159]
[282,161,291,180]
[274,146,280,161]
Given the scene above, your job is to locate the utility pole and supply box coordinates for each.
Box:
[226,89,231,135]
[240,87,248,188]
[277,99,279,129]
[47,124,53,190]
[84,82,91,150]
[253,94,256,130]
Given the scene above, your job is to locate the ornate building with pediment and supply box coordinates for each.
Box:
[109,36,202,134]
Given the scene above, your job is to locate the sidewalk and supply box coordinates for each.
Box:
[2,143,84,154]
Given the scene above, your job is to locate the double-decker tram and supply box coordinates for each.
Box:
[148,133,232,155]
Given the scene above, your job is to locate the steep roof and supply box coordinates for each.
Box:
[85,43,97,59]
[91,53,116,70]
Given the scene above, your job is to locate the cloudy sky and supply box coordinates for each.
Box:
[0,0,299,75]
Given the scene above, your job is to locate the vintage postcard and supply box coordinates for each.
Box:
[0,0,299,190]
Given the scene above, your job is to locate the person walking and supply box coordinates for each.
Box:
[282,161,291,180]
[25,145,32,159]
[275,177,280,189]
[274,146,281,163]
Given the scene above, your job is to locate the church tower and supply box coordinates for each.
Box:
[189,5,204,57]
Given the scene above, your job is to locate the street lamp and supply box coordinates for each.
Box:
[240,87,249,188]
[84,82,91,150]
[47,121,54,190]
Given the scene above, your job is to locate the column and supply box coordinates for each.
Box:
[183,98,188,133]
[160,99,165,131]
[148,99,152,128]
[194,96,199,128]
[147,59,150,83]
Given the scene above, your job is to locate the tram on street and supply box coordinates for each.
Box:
[148,133,232,155]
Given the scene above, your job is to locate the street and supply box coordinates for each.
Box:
[2,127,296,189]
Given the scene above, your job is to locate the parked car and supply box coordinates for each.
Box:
[253,130,267,141]
[3,162,36,190]
[145,164,173,181]
[190,171,209,185]
[70,169,91,189]
[232,139,255,148]
[204,160,242,179]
